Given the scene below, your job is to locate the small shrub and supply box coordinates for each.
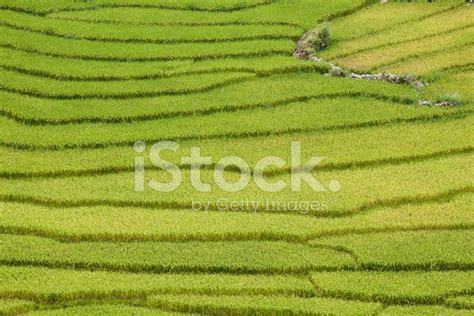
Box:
[311,24,331,51]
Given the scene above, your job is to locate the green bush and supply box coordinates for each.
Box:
[311,25,331,51]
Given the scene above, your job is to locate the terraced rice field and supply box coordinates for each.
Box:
[0,0,473,315]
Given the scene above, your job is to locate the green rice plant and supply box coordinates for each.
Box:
[445,295,474,309]
[1,155,472,217]
[47,0,368,29]
[0,194,471,242]
[310,270,474,304]
[422,71,474,103]
[380,44,474,76]
[0,73,417,124]
[27,304,184,315]
[0,68,255,99]
[0,1,472,311]
[329,0,465,42]
[0,0,270,14]
[0,9,303,43]
[0,26,295,61]
[0,299,36,315]
[0,46,186,80]
[2,115,471,177]
[2,96,457,149]
[321,5,474,60]
[0,266,313,303]
[0,48,329,81]
[330,27,473,72]
[0,235,355,274]
[314,230,474,270]
[381,305,473,315]
[147,294,382,315]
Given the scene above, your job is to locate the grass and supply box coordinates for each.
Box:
[0,0,272,14]
[46,0,368,29]
[0,9,303,43]
[321,4,474,60]
[0,68,257,99]
[317,0,474,105]
[0,235,355,274]
[310,270,474,304]
[446,295,474,309]
[380,44,474,76]
[1,155,472,217]
[0,299,36,315]
[0,47,329,81]
[148,294,382,315]
[0,194,471,242]
[0,266,313,303]
[0,26,295,61]
[3,96,459,149]
[422,70,474,103]
[1,114,472,177]
[27,304,186,315]
[381,305,473,315]
[315,230,474,270]
[0,72,417,124]
[328,1,465,42]
[0,68,256,99]
[0,0,472,313]
[330,27,473,72]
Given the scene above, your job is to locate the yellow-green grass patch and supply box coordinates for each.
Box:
[148,294,382,315]
[2,97,457,150]
[1,154,471,216]
[0,9,302,43]
[379,44,473,76]
[381,305,473,316]
[321,4,474,60]
[47,0,368,29]
[0,48,328,81]
[329,27,473,73]
[2,115,472,177]
[0,26,295,62]
[0,266,313,303]
[422,70,474,103]
[0,235,355,274]
[328,0,465,42]
[311,270,474,304]
[0,299,36,315]
[0,0,271,14]
[0,194,471,242]
[314,230,474,270]
[446,295,474,309]
[0,68,255,99]
[0,73,418,124]
[27,304,185,315]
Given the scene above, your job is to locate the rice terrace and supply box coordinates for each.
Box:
[0,0,473,314]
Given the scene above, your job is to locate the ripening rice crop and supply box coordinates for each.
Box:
[0,0,472,314]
